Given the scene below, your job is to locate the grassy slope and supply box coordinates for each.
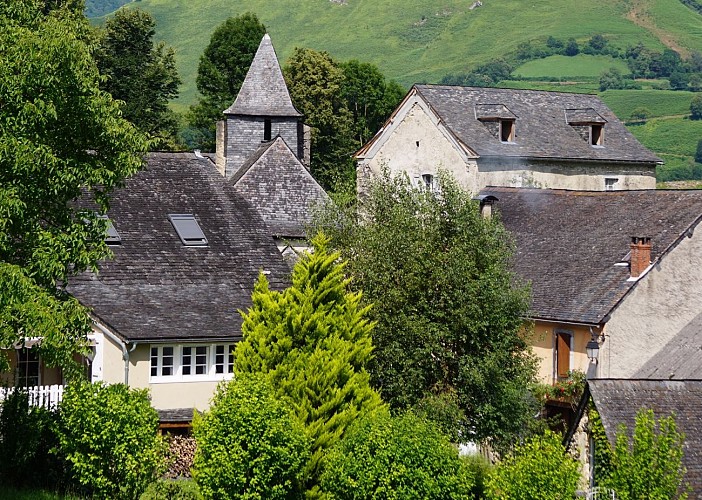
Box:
[102,0,702,107]
[513,55,631,78]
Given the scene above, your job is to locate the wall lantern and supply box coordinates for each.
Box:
[586,338,600,362]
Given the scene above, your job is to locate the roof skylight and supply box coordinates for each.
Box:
[168,214,208,246]
[98,215,121,245]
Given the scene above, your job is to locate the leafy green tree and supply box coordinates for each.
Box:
[630,107,651,123]
[0,0,147,373]
[565,37,579,56]
[57,382,166,499]
[691,95,702,120]
[284,47,356,193]
[192,375,308,500]
[600,67,625,91]
[95,8,181,150]
[696,139,702,163]
[320,411,473,500]
[315,171,537,447]
[486,431,580,500]
[340,60,405,147]
[234,233,384,494]
[600,409,689,500]
[188,13,266,150]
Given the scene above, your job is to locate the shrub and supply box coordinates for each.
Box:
[630,107,652,123]
[192,375,308,500]
[56,382,166,499]
[600,409,689,500]
[0,389,65,489]
[486,430,580,500]
[690,95,702,120]
[696,139,702,164]
[320,411,473,500]
[141,479,203,500]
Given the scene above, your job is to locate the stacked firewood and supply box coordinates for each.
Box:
[165,434,196,478]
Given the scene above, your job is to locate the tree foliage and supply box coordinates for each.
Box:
[690,95,702,120]
[57,382,166,499]
[192,375,308,500]
[320,410,473,500]
[486,431,580,500]
[234,233,384,493]
[188,13,266,150]
[315,171,537,447]
[95,8,181,150]
[0,0,147,373]
[599,409,689,500]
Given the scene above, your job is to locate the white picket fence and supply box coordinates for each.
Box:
[0,384,64,410]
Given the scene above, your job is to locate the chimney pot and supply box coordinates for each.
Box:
[630,236,651,278]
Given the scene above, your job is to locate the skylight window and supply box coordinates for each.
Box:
[168,214,208,246]
[98,215,121,245]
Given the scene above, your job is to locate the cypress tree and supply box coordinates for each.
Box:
[235,233,384,494]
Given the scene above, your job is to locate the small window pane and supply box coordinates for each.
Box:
[182,347,192,376]
[168,214,207,246]
[195,346,207,375]
[228,345,235,374]
[162,346,174,376]
[215,345,224,374]
[150,347,158,377]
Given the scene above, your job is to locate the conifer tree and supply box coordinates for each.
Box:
[235,233,384,494]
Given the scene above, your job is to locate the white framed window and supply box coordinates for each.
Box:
[16,348,40,387]
[150,343,235,382]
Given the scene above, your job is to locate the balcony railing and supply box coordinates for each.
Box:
[0,384,64,410]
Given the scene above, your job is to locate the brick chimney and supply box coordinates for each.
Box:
[630,236,651,278]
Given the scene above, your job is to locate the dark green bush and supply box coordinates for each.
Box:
[192,375,309,500]
[57,382,166,499]
[141,479,203,500]
[0,390,65,489]
[320,411,473,499]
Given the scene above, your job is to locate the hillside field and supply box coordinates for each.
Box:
[98,0,702,107]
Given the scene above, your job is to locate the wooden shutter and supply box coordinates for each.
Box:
[556,332,571,379]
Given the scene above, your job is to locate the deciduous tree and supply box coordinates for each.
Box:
[315,171,537,447]
[95,8,181,150]
[0,0,147,374]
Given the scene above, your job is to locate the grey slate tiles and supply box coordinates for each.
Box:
[68,153,291,343]
[417,85,661,164]
[481,187,702,324]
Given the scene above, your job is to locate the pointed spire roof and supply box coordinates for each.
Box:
[224,34,302,117]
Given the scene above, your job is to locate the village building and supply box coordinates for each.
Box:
[0,34,327,423]
[355,85,661,195]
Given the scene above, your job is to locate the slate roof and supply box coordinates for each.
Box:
[588,379,702,496]
[416,85,661,164]
[68,153,291,343]
[224,34,301,117]
[636,311,702,379]
[481,187,702,324]
[231,137,329,238]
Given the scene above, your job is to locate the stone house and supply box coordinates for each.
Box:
[0,34,328,423]
[355,85,661,195]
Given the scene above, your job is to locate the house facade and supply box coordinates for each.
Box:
[356,85,661,195]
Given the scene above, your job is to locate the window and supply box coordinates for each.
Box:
[150,344,235,382]
[264,119,272,141]
[98,215,121,245]
[605,178,618,191]
[168,214,208,246]
[555,331,572,380]
[421,173,435,192]
[151,346,174,377]
[16,348,39,387]
[500,120,515,142]
[591,124,604,146]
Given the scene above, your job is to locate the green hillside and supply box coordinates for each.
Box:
[97,0,702,107]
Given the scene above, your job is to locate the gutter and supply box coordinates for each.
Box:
[92,321,137,385]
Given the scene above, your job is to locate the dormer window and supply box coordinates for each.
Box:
[475,104,517,143]
[500,120,515,143]
[168,214,208,246]
[591,124,604,146]
[605,177,618,191]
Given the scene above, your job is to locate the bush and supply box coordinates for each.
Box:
[696,139,702,164]
[600,409,689,500]
[192,375,308,500]
[141,479,203,500]
[690,95,702,120]
[0,390,65,489]
[57,382,166,499]
[320,411,473,500]
[486,431,580,500]
[630,107,652,123]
